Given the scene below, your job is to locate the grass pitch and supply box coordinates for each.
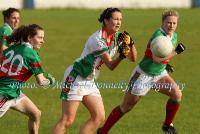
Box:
[0,8,200,134]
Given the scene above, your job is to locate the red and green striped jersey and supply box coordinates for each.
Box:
[0,42,44,99]
[0,23,13,46]
[72,28,120,79]
[139,28,177,76]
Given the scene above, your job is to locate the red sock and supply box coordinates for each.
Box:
[164,99,180,127]
[100,106,124,133]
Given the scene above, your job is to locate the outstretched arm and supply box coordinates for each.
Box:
[35,73,55,86]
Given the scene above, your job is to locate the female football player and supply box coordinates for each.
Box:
[0,7,20,49]
[0,24,55,134]
[52,7,137,134]
[0,8,21,64]
[98,9,185,134]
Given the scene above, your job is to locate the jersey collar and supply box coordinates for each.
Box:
[102,27,115,47]
[22,42,33,49]
[160,27,173,39]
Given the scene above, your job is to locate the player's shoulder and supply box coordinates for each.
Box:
[25,45,38,56]
[87,30,106,45]
[173,32,177,38]
[0,24,12,34]
[152,29,165,37]
[84,29,108,52]
[149,29,165,42]
[88,30,102,41]
[17,43,39,58]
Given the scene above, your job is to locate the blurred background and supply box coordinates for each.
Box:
[0,0,200,9]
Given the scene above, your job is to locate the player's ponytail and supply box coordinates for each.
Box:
[7,25,27,45]
[7,24,43,45]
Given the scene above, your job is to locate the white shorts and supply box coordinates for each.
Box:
[0,92,25,118]
[62,66,101,101]
[127,65,168,96]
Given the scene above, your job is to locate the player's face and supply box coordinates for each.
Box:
[29,30,45,50]
[105,11,122,34]
[6,11,20,30]
[162,16,178,36]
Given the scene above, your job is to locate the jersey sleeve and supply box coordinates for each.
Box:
[27,51,44,75]
[85,35,109,56]
[0,27,12,46]
[0,35,8,46]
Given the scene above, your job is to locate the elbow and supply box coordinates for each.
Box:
[110,67,115,71]
[109,66,115,71]
[107,64,115,71]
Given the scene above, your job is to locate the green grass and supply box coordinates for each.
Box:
[0,8,200,134]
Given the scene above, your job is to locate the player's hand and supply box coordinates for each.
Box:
[175,43,186,54]
[118,31,134,47]
[118,42,130,59]
[46,73,56,85]
[166,64,174,73]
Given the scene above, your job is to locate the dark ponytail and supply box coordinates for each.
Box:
[7,24,43,45]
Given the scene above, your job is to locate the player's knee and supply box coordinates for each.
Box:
[61,117,75,128]
[92,112,105,126]
[121,99,139,113]
[125,106,133,113]
[171,87,182,102]
[96,113,105,124]
[28,109,41,121]
[175,93,182,102]
[121,103,134,113]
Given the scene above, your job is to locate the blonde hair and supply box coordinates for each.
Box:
[162,9,179,22]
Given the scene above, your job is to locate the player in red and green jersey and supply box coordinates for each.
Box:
[52,8,137,134]
[0,8,20,63]
[98,10,185,134]
[0,24,55,134]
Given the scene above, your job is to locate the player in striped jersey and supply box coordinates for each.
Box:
[98,9,185,134]
[52,7,137,134]
[0,24,55,134]
[0,8,20,64]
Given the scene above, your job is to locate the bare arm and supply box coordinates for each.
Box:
[0,45,9,64]
[128,45,137,62]
[100,52,123,71]
[35,73,51,86]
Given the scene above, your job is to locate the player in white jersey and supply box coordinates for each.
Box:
[52,7,137,134]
